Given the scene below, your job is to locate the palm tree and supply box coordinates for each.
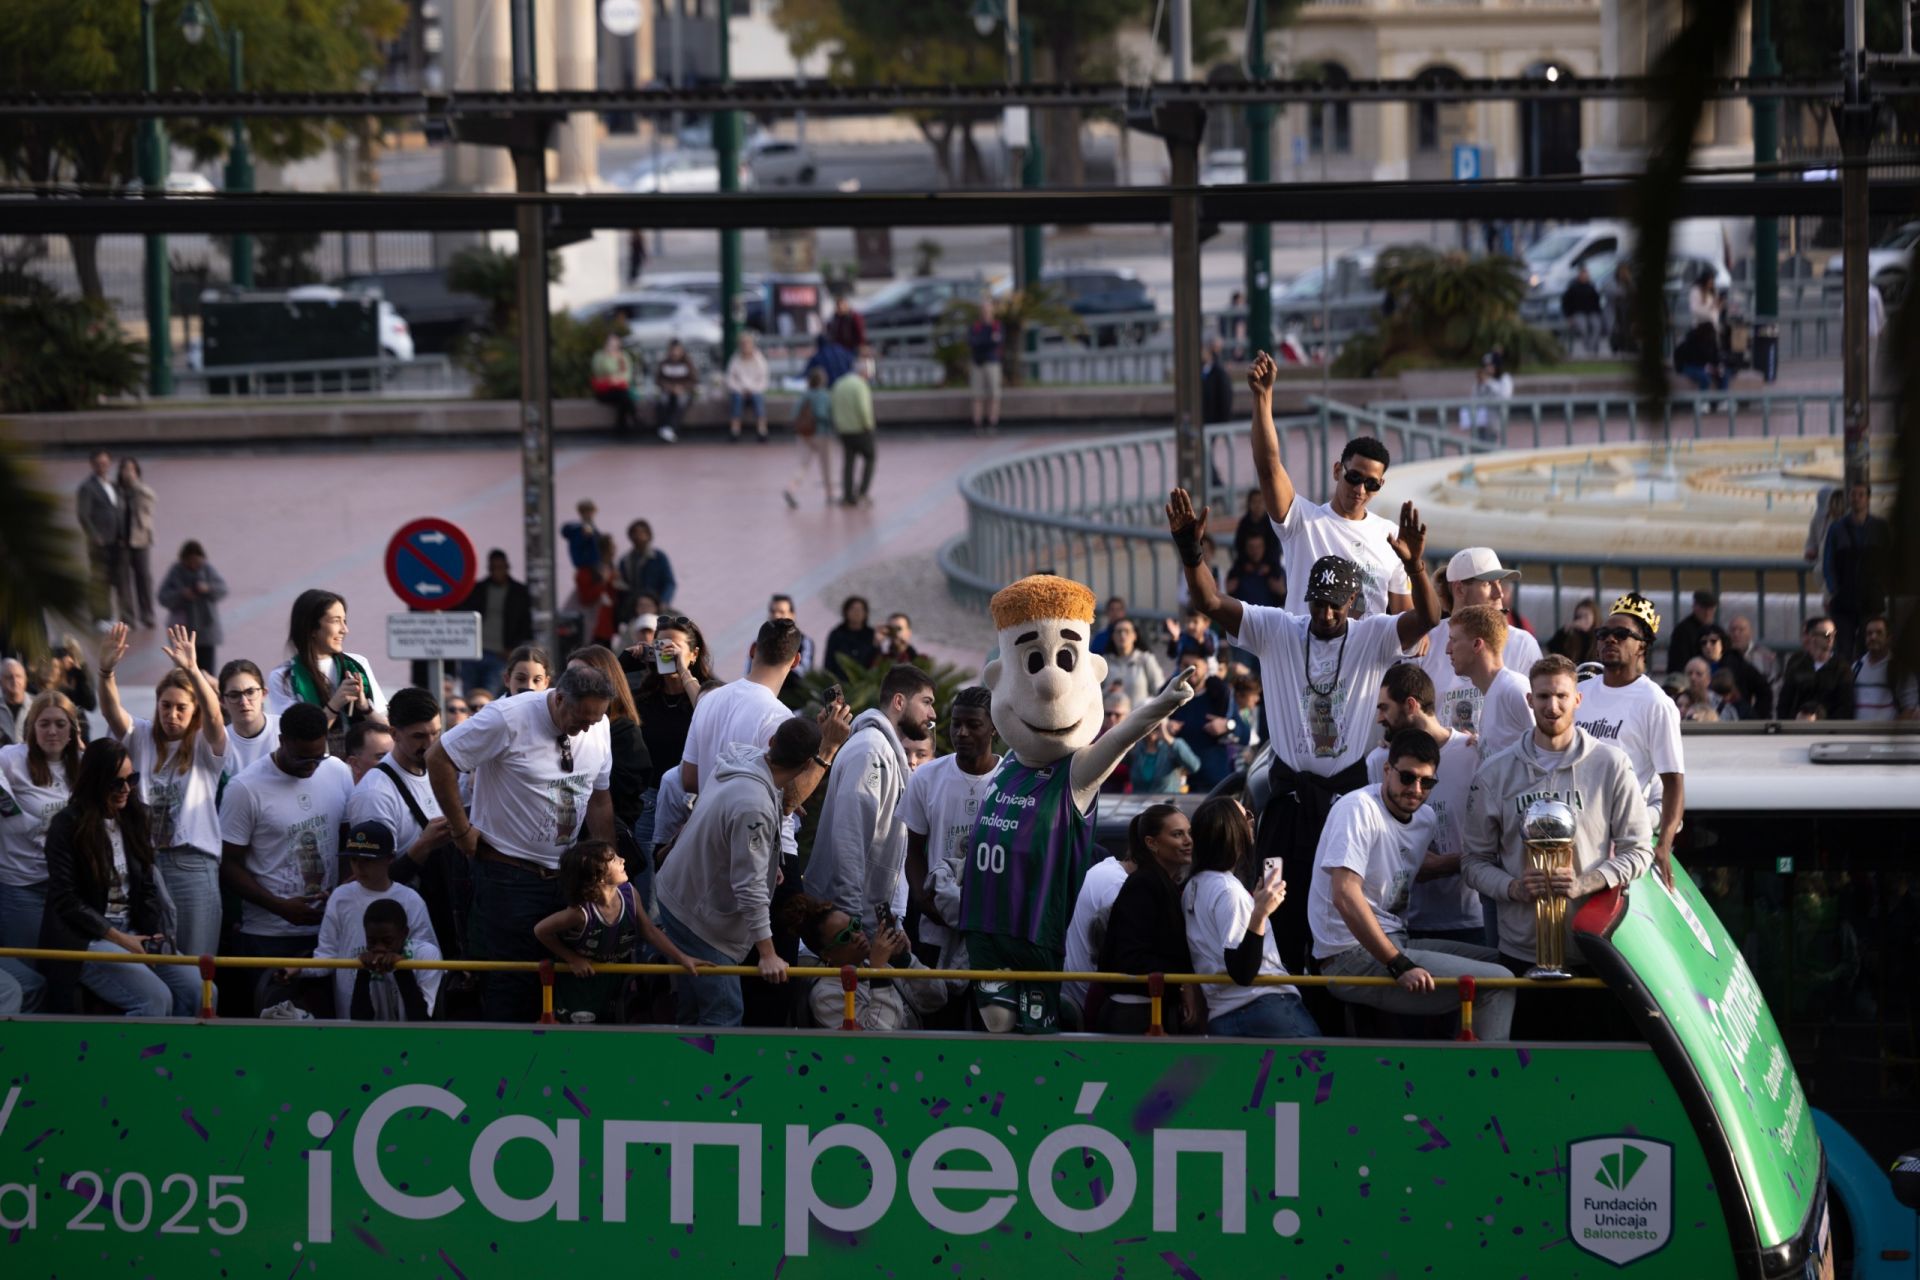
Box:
[0,435,88,660]
[1332,247,1559,377]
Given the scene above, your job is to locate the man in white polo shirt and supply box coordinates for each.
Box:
[1415,546,1541,735]
[427,663,616,1021]
[1246,351,1412,618]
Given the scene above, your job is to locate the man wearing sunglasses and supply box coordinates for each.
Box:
[1246,351,1412,619]
[1310,727,1515,1040]
[1464,654,1653,1038]
[219,703,356,1013]
[1569,593,1685,888]
[1169,486,1441,972]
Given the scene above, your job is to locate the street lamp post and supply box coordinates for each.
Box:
[139,0,173,396]
[975,0,1041,290]
[181,1,254,288]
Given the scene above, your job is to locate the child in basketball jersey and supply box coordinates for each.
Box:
[535,840,701,1022]
[958,574,1197,1033]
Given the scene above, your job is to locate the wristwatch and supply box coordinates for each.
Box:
[1386,953,1418,979]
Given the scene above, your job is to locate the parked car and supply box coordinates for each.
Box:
[744,137,819,188]
[571,290,723,351]
[123,171,217,195]
[1823,219,1920,305]
[996,268,1158,345]
[857,275,986,341]
[286,285,414,362]
[1201,148,1247,186]
[1269,246,1384,331]
[334,269,491,355]
[610,149,728,194]
[639,270,765,323]
[1523,219,1730,303]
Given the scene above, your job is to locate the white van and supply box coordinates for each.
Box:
[1523,219,1732,301]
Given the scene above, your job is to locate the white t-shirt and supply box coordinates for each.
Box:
[1853,654,1919,721]
[1415,618,1543,736]
[346,753,443,857]
[0,744,72,887]
[1366,731,1481,933]
[124,718,226,855]
[1271,499,1411,618]
[438,692,613,869]
[1476,667,1536,764]
[222,719,280,786]
[218,755,356,937]
[1182,868,1294,1022]
[1061,855,1131,1014]
[304,879,441,1018]
[682,678,790,788]
[1573,675,1684,811]
[899,754,999,950]
[266,654,388,721]
[1232,607,1406,776]
[1307,786,1437,960]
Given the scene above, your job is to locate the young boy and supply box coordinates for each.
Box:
[351,900,433,1022]
[301,822,442,1019]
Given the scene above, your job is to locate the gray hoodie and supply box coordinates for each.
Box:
[655,742,781,959]
[1461,728,1653,964]
[802,708,910,927]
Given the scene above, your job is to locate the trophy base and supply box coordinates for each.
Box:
[1525,964,1575,981]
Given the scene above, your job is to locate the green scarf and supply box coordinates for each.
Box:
[289,650,372,711]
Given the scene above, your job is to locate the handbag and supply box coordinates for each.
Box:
[793,397,817,440]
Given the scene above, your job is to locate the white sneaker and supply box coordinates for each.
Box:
[657,425,678,444]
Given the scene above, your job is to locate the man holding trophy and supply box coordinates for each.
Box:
[1462,654,1654,1038]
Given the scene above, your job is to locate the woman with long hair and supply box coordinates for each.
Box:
[266,589,386,735]
[1102,618,1166,708]
[0,690,85,1005]
[625,614,714,861]
[505,644,552,696]
[40,740,204,1016]
[824,596,878,675]
[1096,804,1198,1034]
[116,456,159,629]
[97,622,228,958]
[1183,796,1319,1038]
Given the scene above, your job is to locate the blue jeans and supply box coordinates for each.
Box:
[658,901,744,1027]
[461,655,508,697]
[0,881,48,1009]
[467,856,566,1023]
[1206,994,1321,1039]
[157,847,221,958]
[81,939,202,1017]
[729,390,766,421]
[1679,363,1728,392]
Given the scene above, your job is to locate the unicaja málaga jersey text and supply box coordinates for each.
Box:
[956,755,1095,955]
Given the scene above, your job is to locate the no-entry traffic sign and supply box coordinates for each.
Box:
[385,518,478,612]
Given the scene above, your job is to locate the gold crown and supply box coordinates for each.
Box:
[1609,592,1661,640]
[989,575,1096,630]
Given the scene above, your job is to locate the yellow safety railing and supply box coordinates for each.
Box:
[0,946,1605,1039]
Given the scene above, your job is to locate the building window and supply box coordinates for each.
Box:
[1307,62,1351,156]
[1414,66,1466,154]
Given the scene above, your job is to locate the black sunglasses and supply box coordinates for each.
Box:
[110,771,139,793]
[1394,769,1438,792]
[1341,470,1384,493]
[1594,625,1643,644]
[657,615,692,632]
[557,737,574,773]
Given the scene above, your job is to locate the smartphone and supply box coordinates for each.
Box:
[1263,856,1283,882]
[875,902,899,935]
[823,683,843,707]
[653,643,676,675]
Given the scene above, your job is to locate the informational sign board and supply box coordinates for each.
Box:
[384,518,477,612]
[387,611,482,661]
[1452,143,1483,182]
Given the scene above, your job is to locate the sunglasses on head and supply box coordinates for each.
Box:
[1594,625,1643,644]
[1341,470,1384,493]
[657,615,692,632]
[557,737,574,773]
[1394,769,1438,792]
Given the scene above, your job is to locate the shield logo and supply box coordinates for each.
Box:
[1567,1136,1674,1266]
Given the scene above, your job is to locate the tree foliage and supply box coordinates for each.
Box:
[0,432,89,661]
[1331,247,1558,377]
[0,281,146,412]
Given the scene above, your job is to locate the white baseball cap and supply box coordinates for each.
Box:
[1446,547,1520,583]
[634,612,660,633]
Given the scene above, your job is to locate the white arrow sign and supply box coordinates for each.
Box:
[417,531,448,545]
[413,581,446,596]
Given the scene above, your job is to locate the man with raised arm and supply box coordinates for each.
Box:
[1246,350,1412,618]
[1167,487,1441,971]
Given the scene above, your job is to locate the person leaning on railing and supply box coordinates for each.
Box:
[1096,806,1198,1034]
[1182,795,1320,1039]
[784,893,947,1031]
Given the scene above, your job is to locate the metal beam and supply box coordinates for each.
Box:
[8,179,1917,237]
[0,75,1898,120]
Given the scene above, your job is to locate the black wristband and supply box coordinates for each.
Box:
[1172,524,1205,568]
[1386,953,1417,979]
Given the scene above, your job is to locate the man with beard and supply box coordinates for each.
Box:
[1572,593,1683,887]
[803,664,941,933]
[1167,487,1440,972]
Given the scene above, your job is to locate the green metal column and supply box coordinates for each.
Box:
[716,0,740,364]
[224,29,254,288]
[1244,0,1272,356]
[1749,0,1779,322]
[139,0,173,395]
[1018,20,1042,289]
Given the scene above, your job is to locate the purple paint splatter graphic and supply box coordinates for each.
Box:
[562,1086,591,1118]
[495,1078,508,1100]
[181,1109,210,1141]
[437,1248,469,1279]
[1296,1049,1326,1074]
[990,1092,1004,1117]
[1490,1114,1510,1154]
[928,1099,950,1119]
[718,1076,753,1100]
[679,1035,717,1054]
[1412,1118,1450,1152]
[21,1128,56,1152]
[1089,1177,1106,1207]
[1248,1050,1274,1111]
[138,1043,167,1060]
[351,1226,387,1255]
[1313,1074,1334,1105]
[1157,1251,1204,1280]
[1515,1049,1532,1069]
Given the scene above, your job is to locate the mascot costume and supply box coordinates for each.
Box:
[957,574,1196,1033]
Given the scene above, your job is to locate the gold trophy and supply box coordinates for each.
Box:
[1522,799,1578,981]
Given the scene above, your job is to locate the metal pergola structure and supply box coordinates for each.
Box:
[4,78,1915,654]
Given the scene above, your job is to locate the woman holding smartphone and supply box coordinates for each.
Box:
[624,616,715,864]
[1183,796,1320,1038]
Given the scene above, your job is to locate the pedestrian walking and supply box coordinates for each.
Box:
[782,367,835,510]
[156,541,227,673]
[832,348,877,508]
[967,295,1003,434]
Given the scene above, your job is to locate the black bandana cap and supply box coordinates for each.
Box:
[1304,555,1365,606]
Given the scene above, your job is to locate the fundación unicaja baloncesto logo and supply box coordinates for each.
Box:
[1568,1136,1674,1265]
